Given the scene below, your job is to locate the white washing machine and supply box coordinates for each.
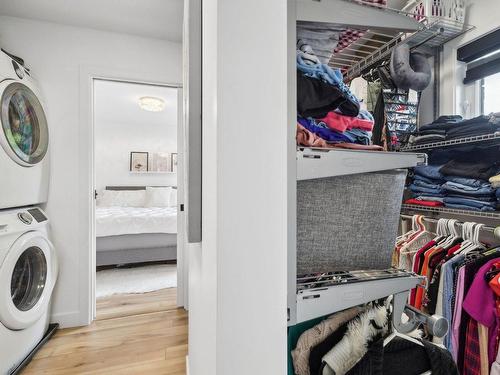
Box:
[0,49,50,210]
[0,207,57,374]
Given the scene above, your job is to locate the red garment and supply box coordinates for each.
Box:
[404,199,444,207]
[463,319,482,375]
[489,273,500,297]
[318,111,374,132]
[330,143,383,151]
[409,240,436,305]
[447,243,462,257]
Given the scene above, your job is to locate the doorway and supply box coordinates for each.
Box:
[90,78,186,320]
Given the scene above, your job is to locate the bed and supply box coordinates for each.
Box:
[95,186,177,266]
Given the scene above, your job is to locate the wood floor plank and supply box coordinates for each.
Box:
[22,288,187,375]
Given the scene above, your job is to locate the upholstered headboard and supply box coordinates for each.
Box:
[105,186,177,190]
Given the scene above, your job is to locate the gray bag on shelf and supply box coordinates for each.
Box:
[297,170,407,274]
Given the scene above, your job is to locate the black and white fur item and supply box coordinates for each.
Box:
[390,44,431,92]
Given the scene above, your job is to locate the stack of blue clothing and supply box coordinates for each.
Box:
[441,176,498,212]
[409,165,446,203]
[408,165,499,212]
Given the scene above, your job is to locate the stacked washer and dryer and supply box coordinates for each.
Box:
[0,49,58,375]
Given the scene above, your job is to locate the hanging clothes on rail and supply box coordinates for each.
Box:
[290,300,459,375]
[395,217,500,374]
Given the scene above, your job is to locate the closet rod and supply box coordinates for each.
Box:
[400,214,500,239]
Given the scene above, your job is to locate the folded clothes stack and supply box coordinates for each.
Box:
[296,41,382,151]
[405,164,500,212]
[406,113,500,147]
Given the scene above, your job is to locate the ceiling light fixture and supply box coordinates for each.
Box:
[138,96,165,112]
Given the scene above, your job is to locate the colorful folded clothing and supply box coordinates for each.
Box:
[318,110,374,133]
[296,60,359,116]
[405,198,444,207]
[297,117,353,144]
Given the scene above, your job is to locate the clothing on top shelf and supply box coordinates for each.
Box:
[297,71,346,118]
[295,43,385,149]
[405,113,500,148]
[394,218,500,374]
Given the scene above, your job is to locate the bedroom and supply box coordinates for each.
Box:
[93,79,181,313]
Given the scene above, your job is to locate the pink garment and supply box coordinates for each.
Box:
[463,259,500,366]
[451,266,465,360]
[318,111,374,132]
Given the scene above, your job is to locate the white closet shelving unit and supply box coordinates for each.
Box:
[288,0,472,328]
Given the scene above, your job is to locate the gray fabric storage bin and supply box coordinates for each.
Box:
[297,169,407,275]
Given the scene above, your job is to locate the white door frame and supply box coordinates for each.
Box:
[79,65,185,324]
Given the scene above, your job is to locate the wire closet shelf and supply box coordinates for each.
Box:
[400,132,500,151]
[327,0,473,82]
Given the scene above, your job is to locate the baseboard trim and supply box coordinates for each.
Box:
[51,310,87,328]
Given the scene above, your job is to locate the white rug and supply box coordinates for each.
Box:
[96,264,177,298]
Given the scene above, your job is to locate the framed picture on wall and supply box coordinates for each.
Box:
[171,153,178,173]
[130,151,149,172]
[149,152,171,172]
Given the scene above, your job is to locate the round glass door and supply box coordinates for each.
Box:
[10,246,47,312]
[1,82,48,165]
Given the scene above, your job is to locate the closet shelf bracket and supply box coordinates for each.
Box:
[393,291,449,338]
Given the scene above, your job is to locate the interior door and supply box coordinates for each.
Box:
[177,87,188,308]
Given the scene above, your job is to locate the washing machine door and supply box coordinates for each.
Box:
[0,231,57,330]
[0,80,49,167]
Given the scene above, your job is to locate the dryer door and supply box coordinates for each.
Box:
[0,80,49,167]
[0,231,56,330]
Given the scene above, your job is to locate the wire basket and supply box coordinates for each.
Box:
[403,0,466,24]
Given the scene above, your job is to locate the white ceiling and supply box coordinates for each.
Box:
[94,80,178,129]
[0,0,184,42]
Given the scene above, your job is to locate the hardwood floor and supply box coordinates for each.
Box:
[22,288,187,375]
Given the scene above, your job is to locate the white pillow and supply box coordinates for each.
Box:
[145,187,172,207]
[169,188,177,207]
[97,190,146,207]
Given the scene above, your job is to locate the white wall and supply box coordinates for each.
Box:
[440,1,500,116]
[94,81,178,192]
[0,16,182,327]
[188,0,290,374]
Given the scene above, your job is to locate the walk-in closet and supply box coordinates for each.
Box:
[289,0,500,374]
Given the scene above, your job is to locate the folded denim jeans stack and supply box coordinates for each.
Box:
[405,165,500,212]
[405,165,446,207]
[405,113,500,148]
[296,42,382,151]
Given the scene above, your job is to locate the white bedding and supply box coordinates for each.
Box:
[96,206,177,237]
